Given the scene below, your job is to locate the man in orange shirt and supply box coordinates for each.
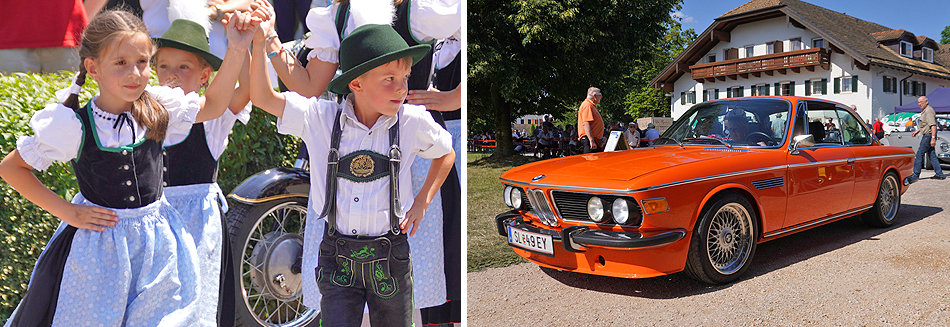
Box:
[577,87,604,153]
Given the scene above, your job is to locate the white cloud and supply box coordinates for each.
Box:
[672,11,696,23]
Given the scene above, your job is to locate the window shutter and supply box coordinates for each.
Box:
[714,89,720,100]
[774,83,780,95]
[822,78,828,95]
[882,76,889,93]
[851,75,858,93]
[726,88,732,98]
[789,81,795,96]
[834,77,840,94]
[703,90,708,102]
[729,48,739,60]
[681,92,686,105]
[765,85,770,96]
[739,86,744,97]
[751,85,756,96]
[922,82,927,95]
[805,80,812,96]
[774,40,784,53]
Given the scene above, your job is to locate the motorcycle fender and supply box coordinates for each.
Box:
[227,167,311,204]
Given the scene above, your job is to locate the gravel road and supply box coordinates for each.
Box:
[468,173,950,326]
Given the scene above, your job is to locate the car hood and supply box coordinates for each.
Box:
[502,146,758,188]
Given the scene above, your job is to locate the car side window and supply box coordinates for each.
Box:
[805,108,842,145]
[792,102,806,139]
[836,108,871,145]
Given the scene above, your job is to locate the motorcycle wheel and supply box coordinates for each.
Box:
[227,197,320,327]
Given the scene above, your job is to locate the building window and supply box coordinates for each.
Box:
[900,41,913,57]
[780,82,794,96]
[812,38,824,49]
[811,79,825,95]
[705,89,718,101]
[727,86,743,98]
[767,42,775,55]
[883,76,897,94]
[842,76,853,93]
[757,84,770,96]
[688,91,696,104]
[790,38,802,51]
[923,47,934,62]
[745,45,754,58]
[904,80,912,95]
[707,54,716,63]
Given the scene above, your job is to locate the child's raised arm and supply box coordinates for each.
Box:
[198,10,258,122]
[0,151,117,231]
[249,5,286,118]
[228,53,252,115]
[401,148,456,236]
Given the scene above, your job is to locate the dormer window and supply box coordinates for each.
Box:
[707,54,716,63]
[900,41,913,57]
[812,38,824,48]
[923,47,934,62]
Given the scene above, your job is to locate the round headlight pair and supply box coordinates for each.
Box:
[940,142,949,153]
[586,197,633,225]
[504,186,524,210]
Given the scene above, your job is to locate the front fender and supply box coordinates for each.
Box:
[228,167,311,204]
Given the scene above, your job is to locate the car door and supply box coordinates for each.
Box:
[784,101,856,228]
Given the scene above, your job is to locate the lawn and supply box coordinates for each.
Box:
[466,152,541,272]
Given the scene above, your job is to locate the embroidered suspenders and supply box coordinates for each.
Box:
[321,106,403,236]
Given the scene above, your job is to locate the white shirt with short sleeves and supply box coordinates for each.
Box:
[164,102,252,160]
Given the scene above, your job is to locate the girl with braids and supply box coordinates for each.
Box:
[0,9,256,326]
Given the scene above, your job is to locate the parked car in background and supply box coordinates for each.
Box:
[884,116,950,170]
[495,96,915,284]
[880,112,919,134]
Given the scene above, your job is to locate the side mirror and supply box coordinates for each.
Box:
[790,134,815,155]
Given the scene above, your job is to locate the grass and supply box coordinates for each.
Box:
[466,152,542,272]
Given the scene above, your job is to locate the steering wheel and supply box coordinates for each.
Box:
[746,132,775,145]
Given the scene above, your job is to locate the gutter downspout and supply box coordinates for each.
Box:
[899,72,914,107]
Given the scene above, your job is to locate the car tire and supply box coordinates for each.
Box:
[861,172,901,228]
[684,192,758,284]
[227,198,320,327]
[925,152,933,170]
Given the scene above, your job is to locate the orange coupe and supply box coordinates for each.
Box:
[496,96,915,284]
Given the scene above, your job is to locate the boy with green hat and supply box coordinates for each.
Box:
[153,15,257,327]
[248,20,455,326]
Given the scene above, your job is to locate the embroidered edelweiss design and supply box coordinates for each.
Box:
[350,154,374,178]
[351,246,375,259]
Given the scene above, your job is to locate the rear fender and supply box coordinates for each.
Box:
[228,167,311,204]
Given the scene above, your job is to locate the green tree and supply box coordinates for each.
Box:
[941,25,950,44]
[624,19,697,120]
[469,0,683,156]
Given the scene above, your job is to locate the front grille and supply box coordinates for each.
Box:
[551,191,643,226]
[525,188,556,223]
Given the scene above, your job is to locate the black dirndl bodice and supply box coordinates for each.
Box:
[164,122,219,186]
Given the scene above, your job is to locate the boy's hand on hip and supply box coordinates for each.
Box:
[401,200,429,236]
[61,203,118,232]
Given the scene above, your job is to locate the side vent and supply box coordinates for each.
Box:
[751,177,784,190]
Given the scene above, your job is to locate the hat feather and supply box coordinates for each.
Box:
[168,0,212,37]
[349,0,396,28]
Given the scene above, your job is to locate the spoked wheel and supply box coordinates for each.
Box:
[685,192,758,284]
[227,197,319,327]
[862,172,901,228]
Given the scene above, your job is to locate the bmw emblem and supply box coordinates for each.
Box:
[532,174,546,182]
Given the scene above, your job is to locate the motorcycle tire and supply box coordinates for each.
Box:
[227,197,320,327]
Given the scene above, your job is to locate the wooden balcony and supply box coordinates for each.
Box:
[690,48,830,82]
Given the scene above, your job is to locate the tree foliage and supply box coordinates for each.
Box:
[623,19,697,120]
[469,0,683,156]
[942,25,950,45]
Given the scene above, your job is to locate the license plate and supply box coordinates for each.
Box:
[508,227,554,255]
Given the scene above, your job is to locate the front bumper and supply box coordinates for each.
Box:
[496,211,686,252]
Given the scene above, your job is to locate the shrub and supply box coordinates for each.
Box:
[0,72,298,320]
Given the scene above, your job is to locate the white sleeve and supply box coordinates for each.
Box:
[203,103,252,159]
[147,85,201,142]
[278,92,338,143]
[16,103,83,171]
[304,4,343,63]
[409,0,461,43]
[404,104,452,159]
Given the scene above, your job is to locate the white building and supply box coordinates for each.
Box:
[651,0,950,122]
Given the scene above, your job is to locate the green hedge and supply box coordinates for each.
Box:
[0,72,299,320]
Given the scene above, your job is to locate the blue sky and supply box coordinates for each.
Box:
[676,0,950,43]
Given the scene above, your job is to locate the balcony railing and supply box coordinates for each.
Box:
[690,48,830,81]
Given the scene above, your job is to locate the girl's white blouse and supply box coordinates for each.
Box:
[17,85,201,171]
[303,0,461,63]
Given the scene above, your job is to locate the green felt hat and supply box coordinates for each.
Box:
[154,19,222,70]
[327,24,431,95]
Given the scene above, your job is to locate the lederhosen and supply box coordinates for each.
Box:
[395,1,462,323]
[7,103,164,326]
[315,107,414,326]
[164,122,236,327]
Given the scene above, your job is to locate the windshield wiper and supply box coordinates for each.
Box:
[653,137,683,147]
[683,136,734,148]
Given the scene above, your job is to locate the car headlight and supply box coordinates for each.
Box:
[503,186,524,209]
[587,196,606,222]
[612,198,630,224]
[940,142,949,153]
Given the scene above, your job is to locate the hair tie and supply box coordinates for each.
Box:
[55,74,83,103]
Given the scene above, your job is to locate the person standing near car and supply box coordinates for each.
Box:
[909,96,946,181]
[872,117,885,140]
[578,87,604,153]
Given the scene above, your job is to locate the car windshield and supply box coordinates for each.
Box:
[658,99,792,148]
[938,116,950,131]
